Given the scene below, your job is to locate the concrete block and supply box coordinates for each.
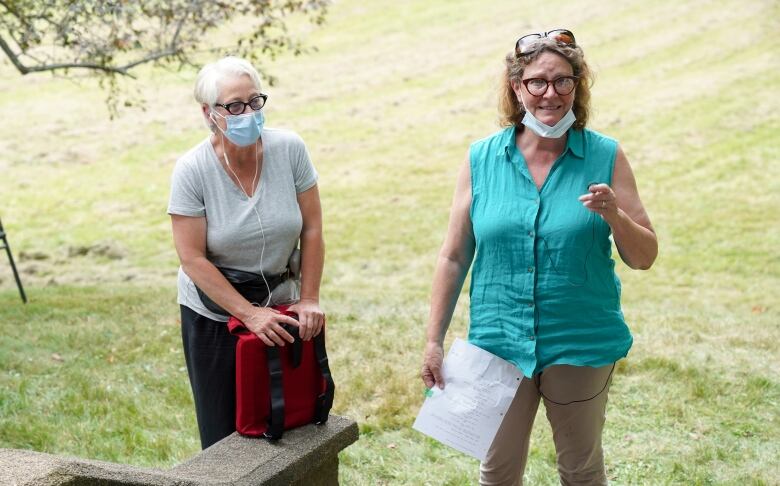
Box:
[0,415,358,485]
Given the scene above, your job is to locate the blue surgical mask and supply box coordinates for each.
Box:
[521,108,576,139]
[211,110,265,147]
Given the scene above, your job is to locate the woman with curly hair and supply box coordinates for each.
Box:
[421,30,657,485]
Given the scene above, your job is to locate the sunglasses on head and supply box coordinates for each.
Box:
[515,29,576,56]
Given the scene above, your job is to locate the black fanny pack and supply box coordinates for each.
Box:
[196,267,288,317]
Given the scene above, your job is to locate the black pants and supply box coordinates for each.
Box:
[180,305,238,449]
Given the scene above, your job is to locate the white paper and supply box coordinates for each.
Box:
[413,338,523,461]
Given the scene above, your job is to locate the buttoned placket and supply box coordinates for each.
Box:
[528,194,540,342]
[504,134,572,348]
[504,142,542,346]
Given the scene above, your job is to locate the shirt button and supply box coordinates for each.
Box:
[529,335,536,341]
[528,231,534,238]
[527,267,534,273]
[527,302,534,308]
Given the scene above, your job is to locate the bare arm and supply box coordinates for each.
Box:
[579,145,658,269]
[287,184,326,340]
[170,214,299,346]
[422,154,476,389]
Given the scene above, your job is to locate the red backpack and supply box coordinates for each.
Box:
[227,306,335,440]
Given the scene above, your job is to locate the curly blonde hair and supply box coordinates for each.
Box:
[498,38,592,129]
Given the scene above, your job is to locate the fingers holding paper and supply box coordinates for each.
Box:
[422,342,446,389]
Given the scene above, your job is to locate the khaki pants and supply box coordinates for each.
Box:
[480,364,614,486]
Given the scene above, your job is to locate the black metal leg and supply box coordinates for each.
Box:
[3,241,27,304]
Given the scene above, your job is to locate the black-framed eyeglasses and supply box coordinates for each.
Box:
[515,29,576,57]
[521,76,579,96]
[215,94,268,115]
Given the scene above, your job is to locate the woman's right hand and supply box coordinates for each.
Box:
[421,342,445,389]
[243,307,300,347]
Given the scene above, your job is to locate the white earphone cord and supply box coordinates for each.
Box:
[222,138,273,307]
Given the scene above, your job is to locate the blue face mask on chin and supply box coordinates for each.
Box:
[521,108,576,139]
[211,110,265,147]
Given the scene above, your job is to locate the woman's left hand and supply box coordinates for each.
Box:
[579,183,618,220]
[287,298,325,341]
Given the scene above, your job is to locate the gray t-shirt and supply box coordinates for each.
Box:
[167,127,318,321]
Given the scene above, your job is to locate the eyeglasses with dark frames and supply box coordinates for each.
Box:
[215,94,268,115]
[521,76,579,97]
[515,29,576,57]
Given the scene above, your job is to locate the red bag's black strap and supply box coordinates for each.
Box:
[249,319,333,438]
[264,345,285,440]
[313,330,335,424]
[264,331,332,437]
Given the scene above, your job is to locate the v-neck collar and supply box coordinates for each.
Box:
[206,137,264,201]
[499,125,585,193]
[499,125,585,162]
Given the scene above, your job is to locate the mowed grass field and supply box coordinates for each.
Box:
[1,0,779,484]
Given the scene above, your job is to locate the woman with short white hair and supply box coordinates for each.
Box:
[168,56,325,448]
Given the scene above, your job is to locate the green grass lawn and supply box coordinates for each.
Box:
[1,0,779,484]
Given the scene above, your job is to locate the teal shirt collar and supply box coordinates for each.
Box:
[499,125,585,161]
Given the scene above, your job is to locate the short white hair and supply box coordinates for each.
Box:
[194,56,263,106]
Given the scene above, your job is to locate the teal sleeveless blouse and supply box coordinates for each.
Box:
[468,126,632,378]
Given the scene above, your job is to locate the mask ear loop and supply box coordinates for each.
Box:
[215,127,273,307]
[208,109,226,138]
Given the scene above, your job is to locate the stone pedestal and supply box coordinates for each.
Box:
[0,415,358,485]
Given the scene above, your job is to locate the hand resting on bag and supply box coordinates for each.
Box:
[287,298,325,341]
[244,306,301,347]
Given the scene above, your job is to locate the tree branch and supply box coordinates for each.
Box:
[170,9,188,49]
[117,48,180,71]
[0,0,331,116]
[0,33,179,77]
[10,56,132,75]
[0,33,27,74]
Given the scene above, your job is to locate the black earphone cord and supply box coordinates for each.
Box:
[532,362,616,406]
